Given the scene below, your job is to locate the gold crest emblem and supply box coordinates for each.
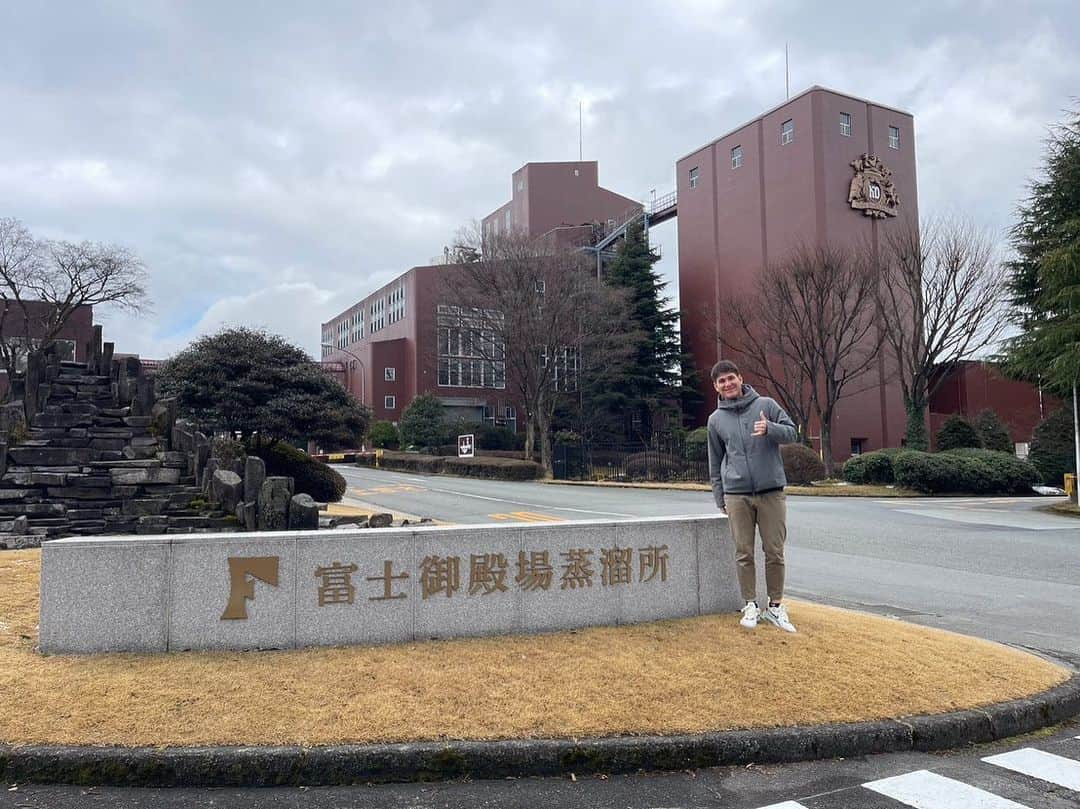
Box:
[848,154,899,218]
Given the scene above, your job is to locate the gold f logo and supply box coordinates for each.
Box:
[221,556,279,620]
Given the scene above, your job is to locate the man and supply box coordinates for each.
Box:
[707,360,799,632]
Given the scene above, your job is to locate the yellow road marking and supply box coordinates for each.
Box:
[350,485,424,496]
[490,511,563,523]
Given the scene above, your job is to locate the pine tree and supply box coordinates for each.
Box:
[973,409,1013,453]
[598,220,685,440]
[1006,110,1080,325]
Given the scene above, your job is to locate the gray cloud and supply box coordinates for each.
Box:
[1,1,1077,358]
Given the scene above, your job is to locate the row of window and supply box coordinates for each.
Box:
[687,117,901,188]
[437,304,507,390]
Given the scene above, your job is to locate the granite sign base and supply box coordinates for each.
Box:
[39,514,765,654]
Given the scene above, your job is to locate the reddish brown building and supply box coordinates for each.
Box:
[676,86,918,460]
[323,162,644,429]
[929,361,1060,452]
[0,301,95,397]
[481,160,641,248]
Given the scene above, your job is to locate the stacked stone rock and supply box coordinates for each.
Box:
[0,358,226,548]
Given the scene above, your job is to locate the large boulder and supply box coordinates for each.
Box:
[212,470,243,513]
[287,493,319,530]
[257,476,293,530]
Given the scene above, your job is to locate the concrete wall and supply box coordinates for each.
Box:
[39,515,750,654]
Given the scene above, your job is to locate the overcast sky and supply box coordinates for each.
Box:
[2,1,1077,360]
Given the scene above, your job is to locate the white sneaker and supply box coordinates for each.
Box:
[739,601,759,629]
[761,603,797,633]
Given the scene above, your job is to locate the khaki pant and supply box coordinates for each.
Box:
[725,490,786,603]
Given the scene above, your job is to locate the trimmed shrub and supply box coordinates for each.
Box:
[368,420,399,449]
[625,451,683,481]
[249,441,346,502]
[935,415,980,451]
[781,443,825,485]
[398,394,445,450]
[685,427,709,461]
[973,409,1013,454]
[1029,407,1076,487]
[360,450,445,474]
[842,450,897,485]
[443,456,543,480]
[893,448,1039,495]
[944,448,1041,494]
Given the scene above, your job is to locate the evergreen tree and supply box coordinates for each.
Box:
[1029,407,1077,486]
[597,220,685,440]
[398,393,445,450]
[973,409,1014,453]
[1006,109,1080,324]
[1003,109,1080,490]
[935,414,980,451]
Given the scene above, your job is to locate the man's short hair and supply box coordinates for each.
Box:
[711,360,741,382]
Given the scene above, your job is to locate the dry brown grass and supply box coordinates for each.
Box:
[0,549,1067,747]
[785,484,911,497]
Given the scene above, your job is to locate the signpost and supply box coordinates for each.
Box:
[458,434,474,458]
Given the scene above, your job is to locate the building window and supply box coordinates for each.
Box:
[384,395,396,410]
[516,178,524,192]
[780,119,794,145]
[436,305,506,390]
[689,166,699,188]
[505,209,511,230]
[384,367,396,382]
[888,126,900,149]
[731,145,742,169]
[840,112,851,137]
[573,168,580,176]
[850,438,865,456]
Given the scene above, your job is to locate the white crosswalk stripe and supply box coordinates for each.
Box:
[863,770,1032,808]
[983,747,1080,792]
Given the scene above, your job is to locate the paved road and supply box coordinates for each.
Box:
[337,465,1080,662]
[5,468,1078,807]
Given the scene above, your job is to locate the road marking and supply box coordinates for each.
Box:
[490,512,563,523]
[982,747,1080,791]
[864,769,1032,808]
[755,802,810,809]
[349,485,424,496]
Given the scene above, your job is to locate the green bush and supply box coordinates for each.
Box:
[625,451,683,481]
[359,450,445,474]
[781,443,825,485]
[973,409,1013,454]
[944,448,1041,494]
[211,436,246,466]
[843,450,898,485]
[398,394,445,450]
[248,441,346,502]
[935,415,981,451]
[684,427,709,461]
[1028,407,1076,486]
[443,456,544,480]
[368,420,399,449]
[893,448,1039,495]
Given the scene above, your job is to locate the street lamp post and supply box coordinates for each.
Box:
[321,343,366,406]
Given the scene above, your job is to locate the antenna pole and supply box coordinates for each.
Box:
[579,101,583,160]
[785,43,790,99]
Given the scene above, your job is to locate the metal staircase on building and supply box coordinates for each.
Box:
[584,190,677,278]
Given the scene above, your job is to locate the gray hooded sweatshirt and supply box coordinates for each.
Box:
[707,384,798,508]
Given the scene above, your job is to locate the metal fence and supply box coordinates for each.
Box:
[552,439,708,483]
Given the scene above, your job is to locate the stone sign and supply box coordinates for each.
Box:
[38,515,757,654]
[848,154,899,218]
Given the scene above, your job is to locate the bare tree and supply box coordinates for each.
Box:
[0,218,149,400]
[712,243,883,476]
[874,216,1009,449]
[439,226,634,475]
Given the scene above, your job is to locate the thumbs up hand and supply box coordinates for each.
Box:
[752,410,768,437]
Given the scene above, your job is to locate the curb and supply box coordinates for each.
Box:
[2,672,1078,787]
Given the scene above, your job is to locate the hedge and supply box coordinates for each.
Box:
[843,449,899,485]
[781,443,825,485]
[248,441,347,502]
[892,448,1040,495]
[444,456,544,481]
[625,451,684,481]
[357,450,543,480]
